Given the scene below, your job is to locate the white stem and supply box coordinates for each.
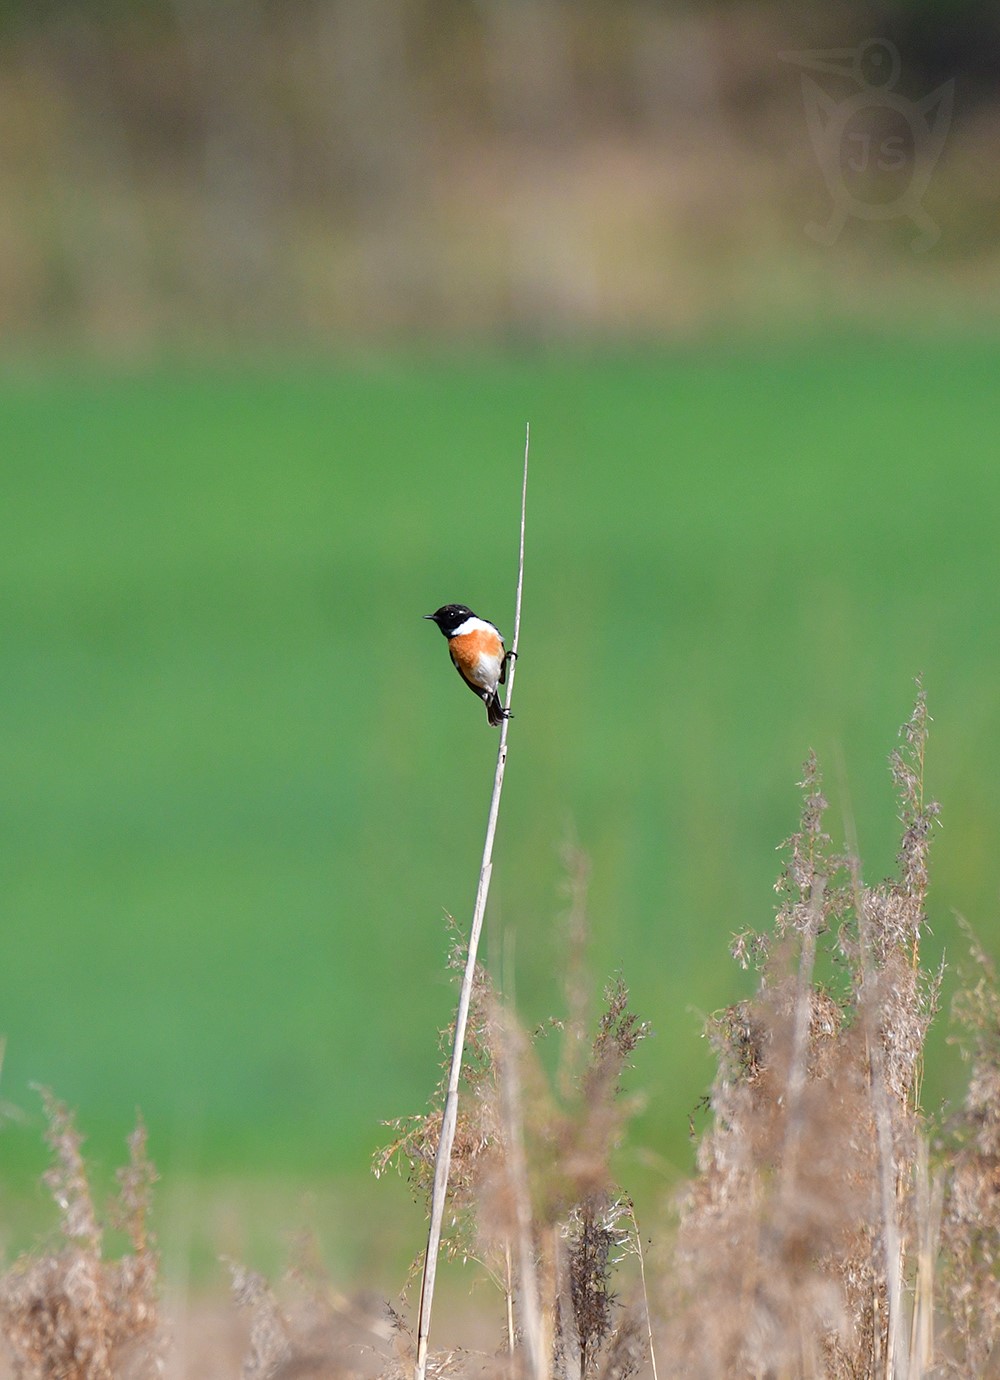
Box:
[414,427,529,1380]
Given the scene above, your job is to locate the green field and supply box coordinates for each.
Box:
[2,337,999,1233]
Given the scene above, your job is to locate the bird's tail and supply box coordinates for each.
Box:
[486,692,511,728]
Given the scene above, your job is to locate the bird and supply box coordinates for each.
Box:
[424,603,513,727]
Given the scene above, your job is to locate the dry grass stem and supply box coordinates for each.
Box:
[413,430,529,1380]
[376,845,649,1380]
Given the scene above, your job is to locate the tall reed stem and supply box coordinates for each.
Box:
[414,429,529,1380]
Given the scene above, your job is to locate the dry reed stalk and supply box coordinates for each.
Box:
[908,1138,943,1374]
[849,853,906,1380]
[496,1008,547,1380]
[625,1200,658,1380]
[937,921,1000,1373]
[779,872,826,1203]
[413,428,529,1380]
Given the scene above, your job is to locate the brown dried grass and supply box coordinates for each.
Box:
[0,1093,159,1380]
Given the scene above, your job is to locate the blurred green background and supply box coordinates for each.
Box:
[1,0,999,1278]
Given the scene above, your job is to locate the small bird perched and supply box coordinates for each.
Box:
[424,603,513,727]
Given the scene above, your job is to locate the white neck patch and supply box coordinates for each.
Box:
[452,615,500,639]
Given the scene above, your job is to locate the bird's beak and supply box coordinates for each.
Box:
[423,614,435,620]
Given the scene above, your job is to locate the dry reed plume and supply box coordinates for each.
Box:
[374,846,653,1380]
[0,1092,159,1380]
[668,685,950,1378]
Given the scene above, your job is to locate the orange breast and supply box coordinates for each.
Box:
[449,627,503,688]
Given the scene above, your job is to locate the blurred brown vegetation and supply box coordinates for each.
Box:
[1,0,998,354]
